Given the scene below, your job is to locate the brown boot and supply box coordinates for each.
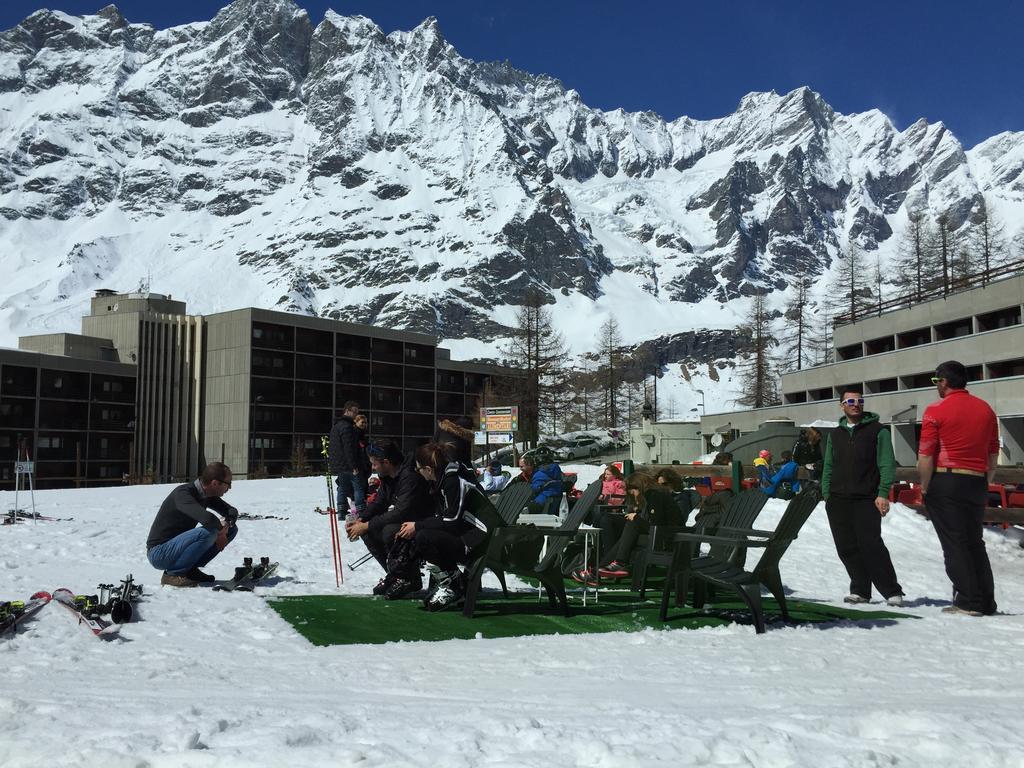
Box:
[161,571,199,588]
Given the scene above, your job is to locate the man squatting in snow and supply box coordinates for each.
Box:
[146,462,239,587]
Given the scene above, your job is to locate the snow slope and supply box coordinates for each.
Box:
[2,469,1024,766]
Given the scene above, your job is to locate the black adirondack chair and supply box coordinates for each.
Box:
[632,488,767,599]
[658,488,822,633]
[462,479,603,618]
[492,482,533,525]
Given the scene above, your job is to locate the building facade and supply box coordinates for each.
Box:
[3,291,524,487]
[696,271,1024,466]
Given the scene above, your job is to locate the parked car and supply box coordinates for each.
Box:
[556,437,601,460]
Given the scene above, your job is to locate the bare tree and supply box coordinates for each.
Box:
[808,305,834,367]
[829,241,872,322]
[893,209,936,303]
[735,294,779,408]
[972,200,1011,283]
[597,316,623,428]
[781,275,814,371]
[500,290,566,443]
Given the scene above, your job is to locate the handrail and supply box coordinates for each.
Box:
[833,259,1024,329]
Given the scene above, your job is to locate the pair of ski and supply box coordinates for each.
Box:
[210,557,279,592]
[0,590,121,639]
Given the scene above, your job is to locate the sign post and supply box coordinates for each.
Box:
[13,438,38,523]
[480,406,519,464]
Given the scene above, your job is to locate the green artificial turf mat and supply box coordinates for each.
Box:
[267,590,911,646]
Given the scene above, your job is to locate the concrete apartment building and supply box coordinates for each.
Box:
[2,290,523,488]
[693,271,1024,466]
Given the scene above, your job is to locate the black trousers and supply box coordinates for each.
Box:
[606,517,650,566]
[925,473,996,614]
[363,523,402,570]
[414,528,467,572]
[826,496,903,600]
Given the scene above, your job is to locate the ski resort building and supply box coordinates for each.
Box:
[695,270,1024,467]
[2,291,524,488]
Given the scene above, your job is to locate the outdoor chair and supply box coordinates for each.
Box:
[463,479,603,618]
[631,488,767,599]
[658,487,822,634]
[492,482,533,525]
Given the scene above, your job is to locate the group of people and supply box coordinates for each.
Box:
[144,359,1001,619]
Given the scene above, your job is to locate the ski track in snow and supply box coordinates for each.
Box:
[2,468,1023,767]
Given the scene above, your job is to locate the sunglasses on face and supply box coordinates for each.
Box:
[930,377,944,385]
[842,398,865,406]
[217,478,232,489]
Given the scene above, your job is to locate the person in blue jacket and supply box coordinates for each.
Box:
[762,450,801,497]
[519,451,564,513]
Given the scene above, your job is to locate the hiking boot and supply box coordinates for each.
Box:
[372,577,390,596]
[161,572,198,588]
[383,576,422,601]
[843,594,869,604]
[885,594,904,607]
[599,561,630,579]
[184,567,215,583]
[942,605,983,617]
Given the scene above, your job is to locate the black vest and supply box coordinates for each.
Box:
[829,420,884,499]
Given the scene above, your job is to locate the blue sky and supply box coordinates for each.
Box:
[2,0,1021,148]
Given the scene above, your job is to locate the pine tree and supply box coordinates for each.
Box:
[893,210,935,303]
[871,253,885,315]
[808,305,834,367]
[735,294,779,408]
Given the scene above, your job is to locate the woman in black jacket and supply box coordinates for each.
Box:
[397,442,492,611]
[572,472,686,583]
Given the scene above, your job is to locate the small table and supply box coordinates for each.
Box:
[517,515,600,605]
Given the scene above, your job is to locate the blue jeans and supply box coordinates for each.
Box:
[147,525,238,575]
[336,472,367,513]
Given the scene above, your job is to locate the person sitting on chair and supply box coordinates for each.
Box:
[146,462,239,587]
[762,450,802,498]
[397,443,496,612]
[521,451,564,513]
[573,472,686,583]
[345,440,432,599]
[480,460,510,495]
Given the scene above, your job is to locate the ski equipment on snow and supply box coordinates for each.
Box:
[0,591,52,635]
[52,588,122,638]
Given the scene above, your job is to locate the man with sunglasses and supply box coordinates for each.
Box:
[146,462,239,587]
[918,360,1000,617]
[822,391,904,606]
[345,439,432,598]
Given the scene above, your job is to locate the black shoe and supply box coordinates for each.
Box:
[384,576,422,600]
[372,577,391,596]
[184,567,216,583]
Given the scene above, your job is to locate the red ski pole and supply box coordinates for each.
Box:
[321,437,344,586]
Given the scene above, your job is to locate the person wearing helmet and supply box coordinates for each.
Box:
[519,451,563,513]
[753,449,773,487]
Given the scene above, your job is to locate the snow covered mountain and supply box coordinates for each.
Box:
[1,0,1022,377]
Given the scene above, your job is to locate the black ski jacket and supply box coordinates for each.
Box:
[363,452,432,533]
[329,416,362,474]
[417,462,493,549]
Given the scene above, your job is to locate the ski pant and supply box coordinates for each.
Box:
[336,471,367,514]
[414,528,468,572]
[148,525,238,575]
[925,473,996,615]
[826,496,902,600]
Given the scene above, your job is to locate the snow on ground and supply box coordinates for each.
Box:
[2,469,1024,766]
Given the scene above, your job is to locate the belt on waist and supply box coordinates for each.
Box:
[937,467,986,477]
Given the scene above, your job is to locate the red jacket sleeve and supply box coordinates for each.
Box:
[918,405,939,457]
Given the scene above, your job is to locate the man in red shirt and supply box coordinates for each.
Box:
[917,360,1001,617]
